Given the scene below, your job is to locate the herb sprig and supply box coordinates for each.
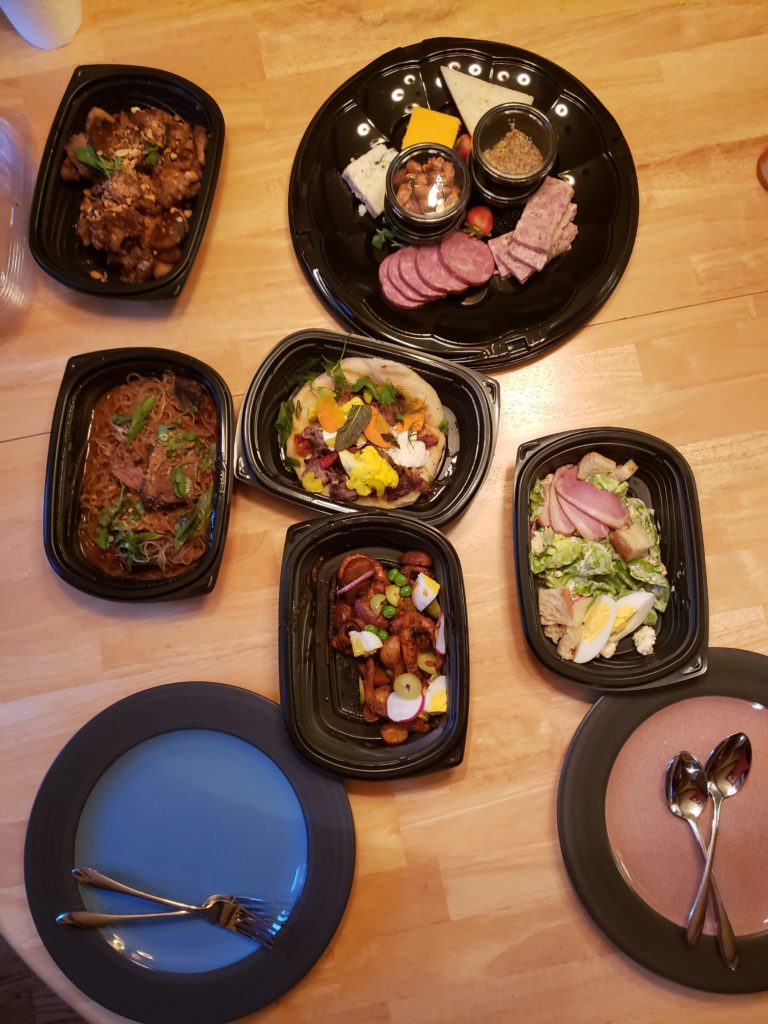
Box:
[75,144,123,178]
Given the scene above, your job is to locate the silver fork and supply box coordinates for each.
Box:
[55,867,277,947]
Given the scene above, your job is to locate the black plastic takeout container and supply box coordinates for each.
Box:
[29,64,224,299]
[44,347,233,601]
[234,329,500,526]
[513,427,708,691]
[279,512,470,779]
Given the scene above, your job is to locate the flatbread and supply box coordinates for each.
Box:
[285,357,446,508]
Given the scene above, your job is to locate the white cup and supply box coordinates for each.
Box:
[0,0,82,50]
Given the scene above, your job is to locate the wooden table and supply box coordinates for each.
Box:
[1,2,767,1021]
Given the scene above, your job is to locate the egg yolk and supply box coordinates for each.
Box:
[611,607,636,636]
[581,600,613,642]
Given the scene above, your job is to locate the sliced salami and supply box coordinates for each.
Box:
[386,250,429,304]
[378,255,422,309]
[437,231,495,286]
[397,245,445,299]
[414,242,467,294]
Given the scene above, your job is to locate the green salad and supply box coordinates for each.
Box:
[528,474,670,617]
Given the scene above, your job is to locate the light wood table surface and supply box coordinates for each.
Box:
[1,2,767,1022]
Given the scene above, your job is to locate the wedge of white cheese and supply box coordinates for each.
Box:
[441,66,534,134]
[341,142,398,218]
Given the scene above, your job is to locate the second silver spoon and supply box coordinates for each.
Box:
[686,733,752,947]
[666,751,738,969]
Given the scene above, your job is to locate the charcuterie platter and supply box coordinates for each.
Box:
[289,37,638,371]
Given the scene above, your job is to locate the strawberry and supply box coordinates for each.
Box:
[464,205,494,237]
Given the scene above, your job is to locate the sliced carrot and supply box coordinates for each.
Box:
[402,408,425,432]
[316,392,346,432]
[363,409,394,449]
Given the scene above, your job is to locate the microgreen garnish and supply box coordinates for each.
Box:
[75,144,123,178]
[371,227,402,250]
[350,375,398,405]
[276,400,296,445]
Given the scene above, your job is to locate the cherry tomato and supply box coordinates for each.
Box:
[465,205,494,237]
[455,133,472,162]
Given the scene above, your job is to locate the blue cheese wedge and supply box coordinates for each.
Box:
[341,142,398,218]
[441,66,533,134]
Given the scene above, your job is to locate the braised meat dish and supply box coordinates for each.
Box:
[60,105,208,283]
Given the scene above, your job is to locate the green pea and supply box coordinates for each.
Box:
[399,585,412,597]
[377,629,389,641]
[364,624,379,634]
[382,604,397,619]
[394,572,408,587]
[387,568,399,582]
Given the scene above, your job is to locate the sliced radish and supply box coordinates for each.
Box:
[435,612,446,655]
[387,690,425,722]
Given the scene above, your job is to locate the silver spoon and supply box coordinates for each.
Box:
[686,733,752,947]
[666,751,738,969]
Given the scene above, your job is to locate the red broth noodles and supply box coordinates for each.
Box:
[79,372,217,578]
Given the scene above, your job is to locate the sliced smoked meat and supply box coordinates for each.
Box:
[398,246,444,299]
[378,254,422,309]
[555,465,628,529]
[437,231,495,286]
[414,243,467,293]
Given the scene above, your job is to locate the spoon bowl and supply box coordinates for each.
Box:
[666,751,739,969]
[686,733,752,949]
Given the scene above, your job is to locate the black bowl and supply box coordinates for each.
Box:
[44,347,233,601]
[234,329,499,526]
[278,512,469,779]
[29,64,224,299]
[513,427,708,691]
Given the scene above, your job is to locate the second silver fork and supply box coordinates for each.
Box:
[56,867,277,947]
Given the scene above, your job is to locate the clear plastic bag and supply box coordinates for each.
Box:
[0,112,33,335]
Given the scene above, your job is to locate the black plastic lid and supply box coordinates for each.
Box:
[29,64,224,299]
[278,511,469,779]
[43,347,233,601]
[234,329,499,527]
[513,427,708,691]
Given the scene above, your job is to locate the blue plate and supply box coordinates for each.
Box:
[25,683,355,1023]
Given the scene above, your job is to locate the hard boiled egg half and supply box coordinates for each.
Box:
[573,595,617,664]
[611,591,655,640]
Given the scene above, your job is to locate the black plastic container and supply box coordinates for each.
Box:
[44,347,233,601]
[279,512,469,779]
[513,427,708,691]
[234,329,499,526]
[29,64,224,299]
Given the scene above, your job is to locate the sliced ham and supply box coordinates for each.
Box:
[556,491,610,541]
[538,477,552,527]
[555,465,629,529]
[548,467,577,535]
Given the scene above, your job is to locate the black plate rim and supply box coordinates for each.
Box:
[43,345,234,602]
[512,425,709,691]
[288,35,639,370]
[234,327,500,527]
[557,647,768,993]
[29,63,225,300]
[24,681,356,1024]
[278,510,470,779]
